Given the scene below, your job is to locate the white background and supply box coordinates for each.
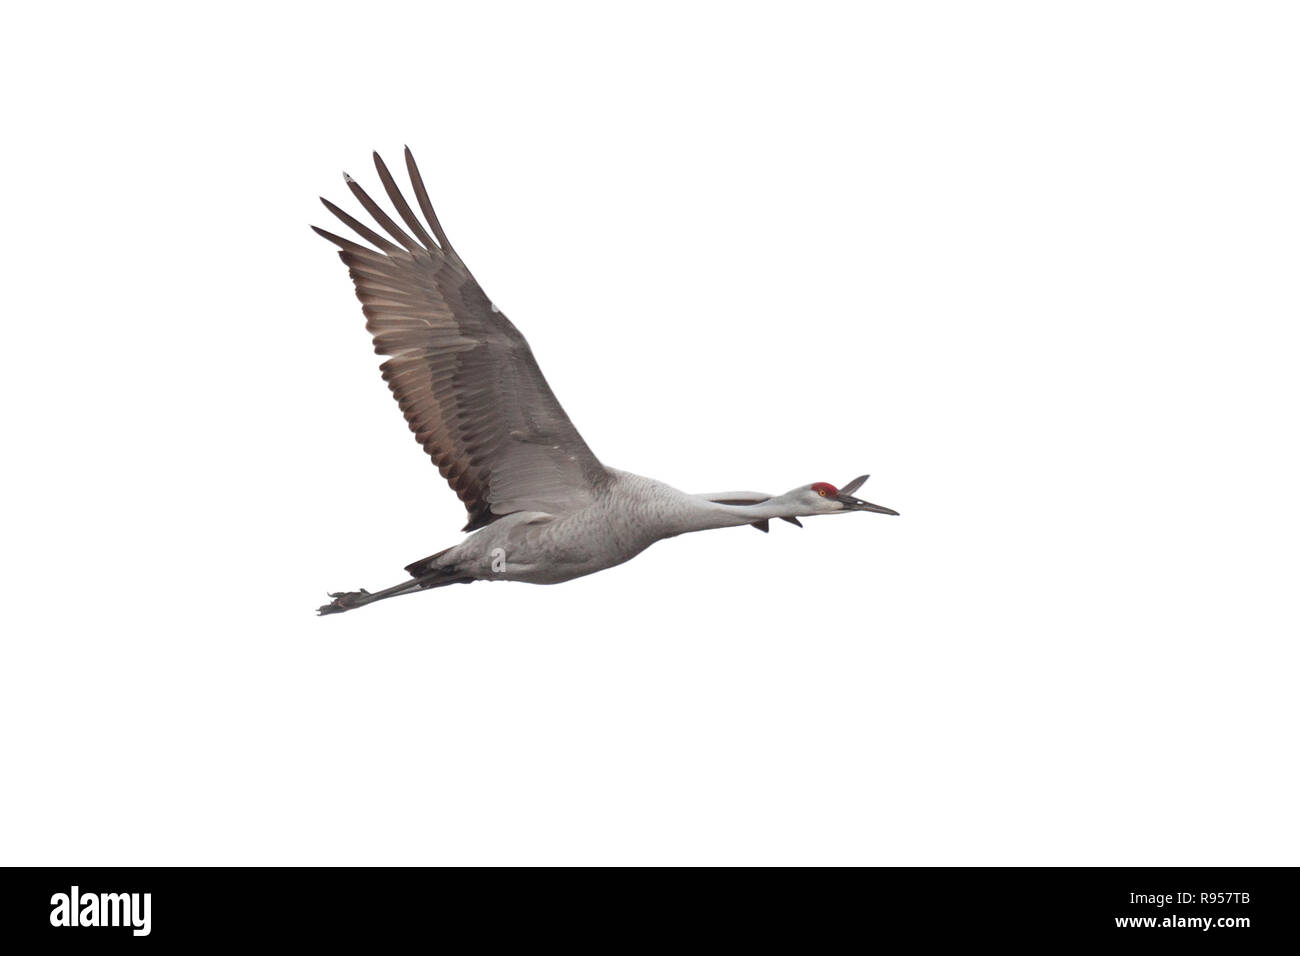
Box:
[2,2,1297,865]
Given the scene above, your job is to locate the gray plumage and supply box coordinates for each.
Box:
[315,150,897,615]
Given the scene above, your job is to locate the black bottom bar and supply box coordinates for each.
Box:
[1,866,1294,945]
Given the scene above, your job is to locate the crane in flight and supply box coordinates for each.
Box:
[314,149,898,615]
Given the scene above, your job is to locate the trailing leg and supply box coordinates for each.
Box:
[316,568,471,616]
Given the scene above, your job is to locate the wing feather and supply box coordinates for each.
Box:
[404,146,458,257]
[315,150,607,530]
[373,151,439,251]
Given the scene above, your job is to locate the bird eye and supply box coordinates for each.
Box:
[818,489,826,496]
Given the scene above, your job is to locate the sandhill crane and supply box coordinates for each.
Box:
[314,149,898,615]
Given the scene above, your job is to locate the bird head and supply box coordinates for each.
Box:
[794,475,899,516]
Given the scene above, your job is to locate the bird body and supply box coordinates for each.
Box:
[314,150,897,614]
[402,470,838,586]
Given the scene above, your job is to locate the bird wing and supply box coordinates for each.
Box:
[695,491,773,505]
[314,149,608,531]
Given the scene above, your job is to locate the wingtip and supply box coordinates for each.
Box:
[343,171,355,184]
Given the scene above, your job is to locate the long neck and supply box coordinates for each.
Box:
[684,495,799,532]
[606,471,802,539]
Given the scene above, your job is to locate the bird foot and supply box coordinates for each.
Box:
[317,588,370,616]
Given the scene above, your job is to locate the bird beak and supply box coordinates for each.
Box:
[836,493,899,515]
[835,475,898,514]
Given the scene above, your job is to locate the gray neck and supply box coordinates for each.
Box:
[687,495,799,532]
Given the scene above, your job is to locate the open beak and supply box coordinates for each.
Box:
[836,475,899,515]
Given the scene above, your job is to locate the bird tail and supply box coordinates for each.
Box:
[404,547,454,578]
